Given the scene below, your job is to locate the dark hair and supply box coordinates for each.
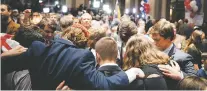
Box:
[153,20,175,41]
[1,4,12,12]
[184,19,188,24]
[37,18,57,32]
[118,21,138,43]
[178,76,207,90]
[13,26,44,47]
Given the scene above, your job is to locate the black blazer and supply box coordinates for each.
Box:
[2,38,129,90]
[98,64,168,90]
[98,65,122,77]
[126,65,168,90]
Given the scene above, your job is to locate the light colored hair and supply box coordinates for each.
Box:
[88,28,106,49]
[81,13,92,20]
[60,14,74,29]
[95,37,118,61]
[61,27,88,48]
[178,76,207,90]
[123,34,169,70]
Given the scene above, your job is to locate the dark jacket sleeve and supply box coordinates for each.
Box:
[78,51,129,90]
[181,55,196,76]
[2,41,46,73]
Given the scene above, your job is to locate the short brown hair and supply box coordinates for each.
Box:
[61,27,88,48]
[118,20,138,43]
[88,28,106,49]
[152,20,175,41]
[178,76,207,90]
[95,37,118,61]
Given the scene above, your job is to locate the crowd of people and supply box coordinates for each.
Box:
[1,3,207,90]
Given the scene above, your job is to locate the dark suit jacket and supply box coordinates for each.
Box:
[169,44,196,76]
[98,65,127,89]
[2,38,129,90]
[98,65,122,77]
[98,64,168,90]
[166,44,196,89]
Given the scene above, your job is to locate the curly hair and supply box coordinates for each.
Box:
[61,27,88,48]
[123,34,169,70]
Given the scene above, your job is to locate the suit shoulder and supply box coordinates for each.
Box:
[173,49,193,60]
[30,41,45,47]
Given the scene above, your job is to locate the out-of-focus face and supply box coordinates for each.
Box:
[0,4,11,16]
[24,9,31,18]
[12,10,19,17]
[73,19,79,24]
[31,12,42,24]
[81,14,92,29]
[43,25,54,41]
[50,15,57,21]
[150,32,168,51]
[32,12,40,18]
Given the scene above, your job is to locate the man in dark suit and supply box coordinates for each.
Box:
[95,37,123,77]
[2,29,144,90]
[149,19,196,89]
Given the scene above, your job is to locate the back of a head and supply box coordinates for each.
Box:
[38,18,57,32]
[178,76,207,90]
[13,26,44,48]
[95,37,118,61]
[121,14,131,22]
[88,28,106,49]
[61,26,88,48]
[118,20,138,43]
[60,14,74,30]
[123,34,169,70]
[81,13,92,20]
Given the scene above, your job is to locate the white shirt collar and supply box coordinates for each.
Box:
[99,63,118,68]
[163,43,173,54]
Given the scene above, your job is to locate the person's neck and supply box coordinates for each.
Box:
[163,42,173,51]
[7,17,12,24]
[99,60,117,67]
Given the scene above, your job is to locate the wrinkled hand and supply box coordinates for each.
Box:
[2,45,28,58]
[56,81,72,90]
[158,61,182,81]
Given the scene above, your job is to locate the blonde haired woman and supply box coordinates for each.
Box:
[123,34,169,90]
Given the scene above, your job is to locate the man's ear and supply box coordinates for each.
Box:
[96,52,101,64]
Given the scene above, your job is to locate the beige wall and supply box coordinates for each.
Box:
[161,0,166,18]
[148,0,155,19]
[76,0,85,8]
[65,0,86,8]
[125,0,131,10]
[66,0,72,8]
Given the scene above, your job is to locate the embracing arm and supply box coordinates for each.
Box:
[181,55,196,76]
[78,51,144,90]
[2,41,46,73]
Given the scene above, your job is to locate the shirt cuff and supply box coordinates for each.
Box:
[125,68,140,83]
[180,71,184,79]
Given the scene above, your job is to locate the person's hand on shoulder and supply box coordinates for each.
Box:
[158,61,183,81]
